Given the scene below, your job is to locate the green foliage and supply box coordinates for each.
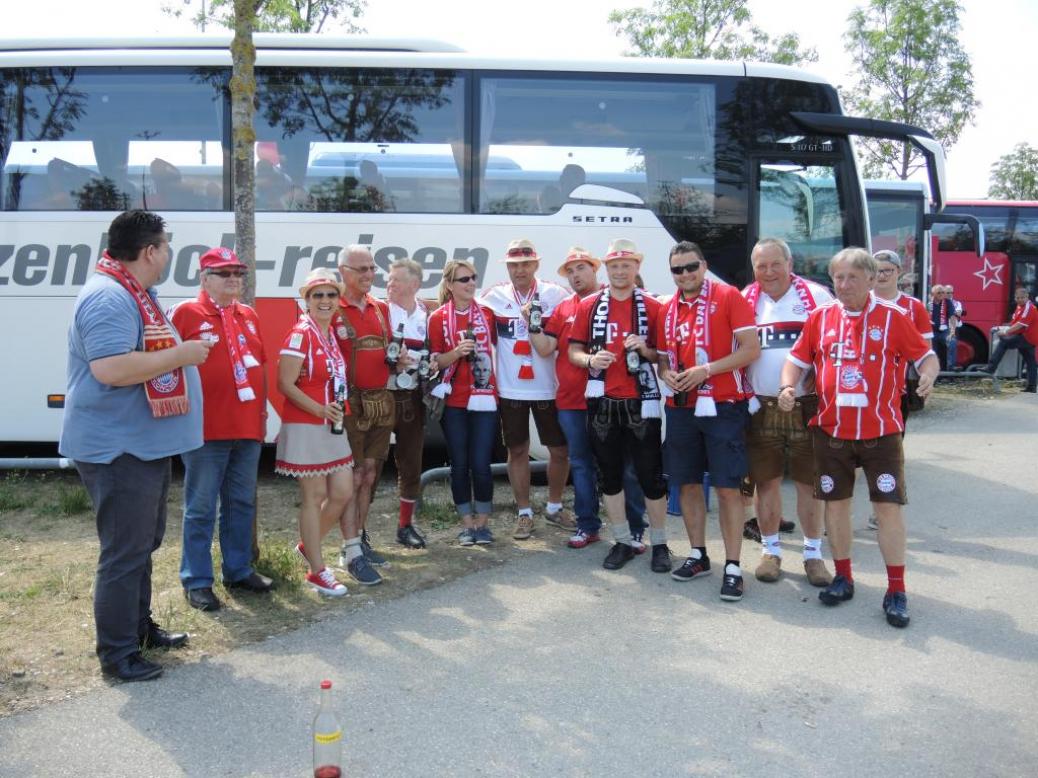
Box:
[255,543,303,589]
[988,144,1038,200]
[418,500,459,531]
[843,0,979,180]
[164,0,366,33]
[608,0,817,65]
[0,486,27,513]
[56,486,91,517]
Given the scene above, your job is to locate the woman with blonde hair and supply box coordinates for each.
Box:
[429,260,500,544]
[275,268,354,596]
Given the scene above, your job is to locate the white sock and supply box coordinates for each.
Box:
[546,502,563,515]
[612,523,633,545]
[690,547,703,560]
[803,537,823,560]
[649,528,668,546]
[342,537,363,561]
[725,562,742,577]
[518,507,533,518]
[763,533,782,557]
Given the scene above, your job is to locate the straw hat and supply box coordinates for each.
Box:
[501,237,540,263]
[603,238,643,263]
[298,267,344,298]
[557,246,601,276]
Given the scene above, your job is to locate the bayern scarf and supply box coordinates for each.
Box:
[431,301,498,411]
[663,279,718,417]
[206,293,259,402]
[95,252,189,418]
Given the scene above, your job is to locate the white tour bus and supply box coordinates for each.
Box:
[0,35,948,443]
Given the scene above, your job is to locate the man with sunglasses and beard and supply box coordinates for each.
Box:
[657,241,760,602]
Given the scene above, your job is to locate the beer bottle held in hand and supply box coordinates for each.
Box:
[416,341,432,380]
[330,384,345,435]
[528,292,543,333]
[464,328,477,362]
[385,322,405,364]
[673,361,688,407]
[313,680,343,778]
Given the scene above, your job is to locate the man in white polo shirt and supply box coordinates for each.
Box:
[481,238,574,540]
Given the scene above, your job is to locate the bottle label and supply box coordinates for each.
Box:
[314,730,342,745]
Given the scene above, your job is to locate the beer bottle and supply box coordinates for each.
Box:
[673,361,688,407]
[625,344,641,375]
[528,292,543,334]
[330,384,345,435]
[465,328,477,362]
[385,322,405,365]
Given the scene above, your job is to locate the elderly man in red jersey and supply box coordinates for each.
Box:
[982,286,1038,392]
[779,247,939,628]
[170,247,272,612]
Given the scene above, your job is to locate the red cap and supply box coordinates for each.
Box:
[320,680,332,689]
[200,247,245,271]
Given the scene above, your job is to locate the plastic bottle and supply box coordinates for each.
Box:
[313,680,343,778]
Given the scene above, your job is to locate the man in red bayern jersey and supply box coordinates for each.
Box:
[982,286,1038,392]
[779,247,939,628]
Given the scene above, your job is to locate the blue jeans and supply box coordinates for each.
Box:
[441,407,498,516]
[989,334,1038,387]
[180,439,262,590]
[558,409,646,535]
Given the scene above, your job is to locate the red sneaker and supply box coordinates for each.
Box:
[306,567,349,597]
[567,530,601,549]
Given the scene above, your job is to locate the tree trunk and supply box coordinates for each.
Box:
[231,0,257,305]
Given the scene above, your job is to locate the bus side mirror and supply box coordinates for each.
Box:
[924,213,986,257]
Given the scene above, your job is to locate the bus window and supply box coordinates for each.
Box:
[253,68,465,214]
[867,196,922,277]
[0,67,226,212]
[477,76,718,217]
[757,162,845,286]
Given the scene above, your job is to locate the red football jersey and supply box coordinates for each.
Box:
[170,295,267,441]
[655,282,756,406]
[278,321,337,426]
[428,304,497,409]
[889,293,933,339]
[569,291,661,400]
[1010,301,1038,347]
[789,295,933,440]
[335,295,391,391]
[543,293,589,411]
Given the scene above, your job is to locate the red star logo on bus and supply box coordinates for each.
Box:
[973,258,1005,291]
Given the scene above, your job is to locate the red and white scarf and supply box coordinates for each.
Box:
[431,301,498,411]
[95,252,189,418]
[205,293,259,402]
[510,280,537,380]
[300,313,347,415]
[833,304,870,408]
[663,279,718,416]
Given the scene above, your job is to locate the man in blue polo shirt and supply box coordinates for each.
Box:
[60,210,210,683]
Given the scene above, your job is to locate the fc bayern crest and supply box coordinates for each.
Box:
[336,325,349,339]
[840,366,862,390]
[246,321,257,335]
[819,475,835,493]
[234,363,247,382]
[150,371,180,395]
[869,326,883,342]
[792,303,806,315]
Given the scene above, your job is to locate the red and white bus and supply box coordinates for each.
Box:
[0,35,948,443]
[930,200,1038,366]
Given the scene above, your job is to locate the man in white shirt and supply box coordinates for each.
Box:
[385,257,431,548]
[742,238,833,587]
[481,238,574,540]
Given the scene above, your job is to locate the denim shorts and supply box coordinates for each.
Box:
[665,401,749,489]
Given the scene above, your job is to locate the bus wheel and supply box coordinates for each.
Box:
[956,326,988,368]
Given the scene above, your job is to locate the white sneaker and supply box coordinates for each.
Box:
[306,567,349,597]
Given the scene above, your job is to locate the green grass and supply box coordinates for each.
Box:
[255,542,304,590]
[56,486,91,516]
[0,486,27,512]
[419,500,459,531]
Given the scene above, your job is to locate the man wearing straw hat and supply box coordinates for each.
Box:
[568,239,672,573]
[481,238,574,540]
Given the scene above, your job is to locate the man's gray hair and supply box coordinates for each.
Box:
[337,244,373,266]
[828,247,877,278]
[389,257,423,283]
[751,237,793,264]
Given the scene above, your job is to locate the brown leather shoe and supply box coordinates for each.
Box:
[804,558,834,587]
[754,553,782,582]
[544,507,577,531]
[512,514,535,540]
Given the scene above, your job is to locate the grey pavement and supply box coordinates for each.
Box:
[1,392,1037,776]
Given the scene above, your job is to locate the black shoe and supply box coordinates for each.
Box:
[819,575,855,606]
[720,573,744,602]
[650,544,672,573]
[1025,386,1037,394]
[671,555,711,581]
[602,542,635,570]
[779,519,796,533]
[226,571,274,593]
[360,530,389,567]
[140,620,188,651]
[742,518,762,543]
[396,524,427,549]
[883,591,911,628]
[101,652,163,683]
[185,587,221,611]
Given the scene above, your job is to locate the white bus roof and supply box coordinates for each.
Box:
[0,35,834,85]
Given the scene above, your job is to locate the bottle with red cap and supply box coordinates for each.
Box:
[313,680,342,778]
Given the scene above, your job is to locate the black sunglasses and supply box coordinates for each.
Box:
[209,269,246,278]
[453,273,478,284]
[670,261,701,275]
[309,290,340,299]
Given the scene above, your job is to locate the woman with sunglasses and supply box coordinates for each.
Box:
[275,268,355,596]
[429,260,500,545]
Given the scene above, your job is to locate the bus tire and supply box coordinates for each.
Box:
[956,325,988,368]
